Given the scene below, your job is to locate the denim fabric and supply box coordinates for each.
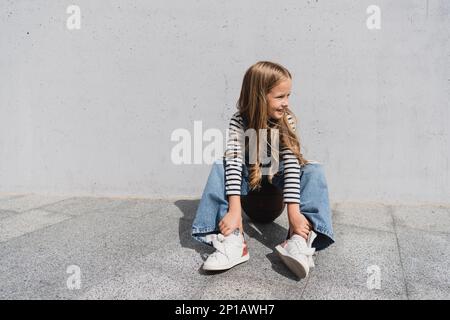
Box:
[191,158,335,251]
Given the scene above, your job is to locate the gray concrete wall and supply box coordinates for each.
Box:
[1,0,449,204]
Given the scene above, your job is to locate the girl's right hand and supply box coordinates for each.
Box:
[219,211,242,236]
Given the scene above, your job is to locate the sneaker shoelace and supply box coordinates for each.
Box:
[290,237,316,257]
[290,237,316,268]
[208,234,228,261]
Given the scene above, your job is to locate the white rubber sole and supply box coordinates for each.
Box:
[275,245,308,279]
[202,253,249,271]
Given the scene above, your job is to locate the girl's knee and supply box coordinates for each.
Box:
[211,158,225,172]
[303,162,324,174]
[213,158,225,167]
[302,163,327,183]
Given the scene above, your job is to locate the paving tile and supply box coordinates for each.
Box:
[332,203,394,233]
[396,226,450,300]
[0,194,70,213]
[0,209,72,243]
[0,209,18,220]
[302,223,407,300]
[392,204,450,234]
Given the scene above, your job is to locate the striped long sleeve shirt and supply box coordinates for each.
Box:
[224,112,301,204]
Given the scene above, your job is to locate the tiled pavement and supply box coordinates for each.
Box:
[0,193,448,300]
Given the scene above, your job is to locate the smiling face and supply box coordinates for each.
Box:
[266,78,292,120]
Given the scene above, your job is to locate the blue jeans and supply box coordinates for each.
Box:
[191,158,335,251]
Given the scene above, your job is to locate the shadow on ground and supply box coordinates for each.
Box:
[174,199,298,279]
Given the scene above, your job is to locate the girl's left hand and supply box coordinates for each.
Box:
[219,211,242,236]
[287,208,312,240]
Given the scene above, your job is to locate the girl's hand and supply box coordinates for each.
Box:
[288,208,312,240]
[219,211,242,236]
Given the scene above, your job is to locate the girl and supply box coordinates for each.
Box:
[191,61,334,279]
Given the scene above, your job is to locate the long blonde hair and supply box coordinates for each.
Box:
[237,61,309,191]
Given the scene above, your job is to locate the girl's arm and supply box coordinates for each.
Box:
[284,114,311,238]
[219,112,245,235]
[219,195,243,235]
[287,203,311,239]
[227,195,242,214]
[223,112,245,197]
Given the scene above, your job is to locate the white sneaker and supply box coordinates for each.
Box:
[306,230,317,268]
[275,231,317,279]
[202,231,249,271]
